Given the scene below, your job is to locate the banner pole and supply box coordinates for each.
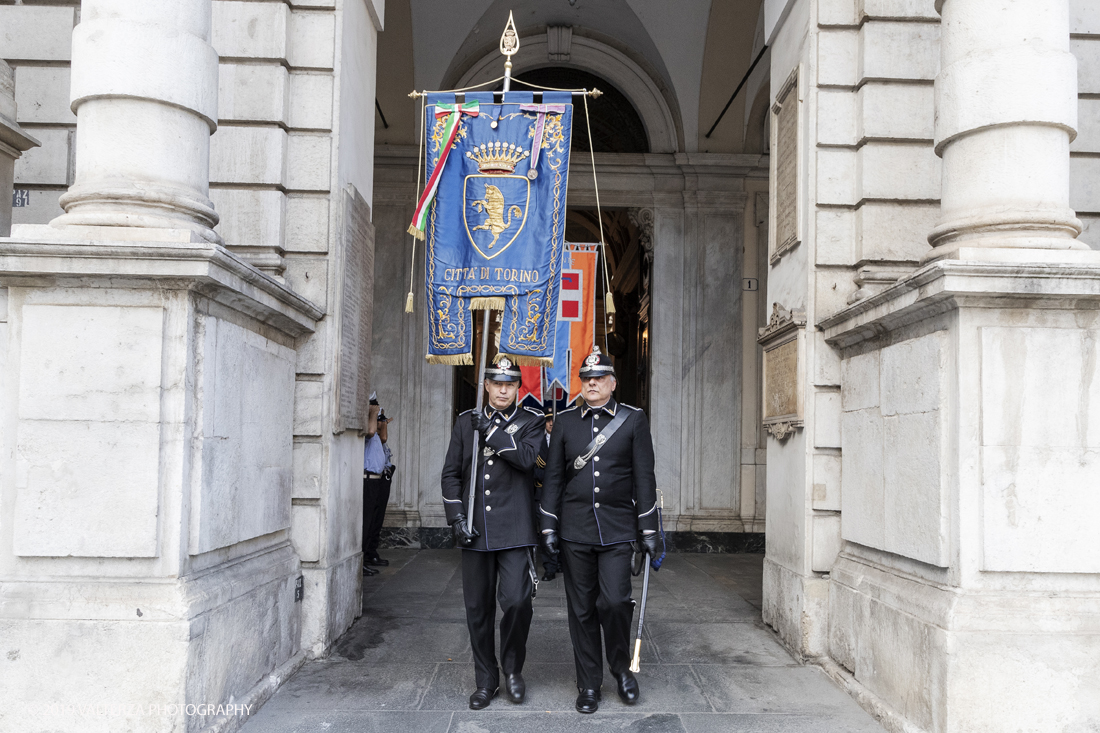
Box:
[466,13,519,535]
[466,308,492,534]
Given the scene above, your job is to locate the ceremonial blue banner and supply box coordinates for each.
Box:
[422,91,573,365]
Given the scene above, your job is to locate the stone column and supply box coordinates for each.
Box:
[51,0,222,243]
[928,0,1084,257]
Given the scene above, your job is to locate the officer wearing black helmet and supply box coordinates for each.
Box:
[538,345,660,714]
[439,357,546,710]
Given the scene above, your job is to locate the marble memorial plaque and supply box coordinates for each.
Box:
[337,185,375,432]
[764,338,799,420]
[772,67,800,262]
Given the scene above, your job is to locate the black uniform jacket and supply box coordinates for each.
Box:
[539,398,658,545]
[534,433,550,500]
[440,402,544,551]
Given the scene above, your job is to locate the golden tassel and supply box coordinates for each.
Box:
[605,290,616,315]
[404,292,414,313]
[498,353,554,367]
[425,352,473,366]
[407,224,426,240]
[470,297,506,311]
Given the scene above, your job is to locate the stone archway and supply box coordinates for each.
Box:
[451,32,683,154]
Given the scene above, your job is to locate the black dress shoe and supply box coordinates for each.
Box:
[541,570,556,581]
[615,671,639,705]
[575,688,601,714]
[365,555,389,566]
[505,673,525,703]
[469,687,498,710]
[362,565,379,576]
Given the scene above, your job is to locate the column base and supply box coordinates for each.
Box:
[925,209,1085,264]
[54,182,222,245]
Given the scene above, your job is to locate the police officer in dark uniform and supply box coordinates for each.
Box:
[440,357,546,710]
[538,346,660,714]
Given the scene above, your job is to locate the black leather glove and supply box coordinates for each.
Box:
[541,530,559,557]
[639,531,660,558]
[451,515,480,548]
[470,412,492,434]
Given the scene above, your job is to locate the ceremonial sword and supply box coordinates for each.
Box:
[629,551,651,673]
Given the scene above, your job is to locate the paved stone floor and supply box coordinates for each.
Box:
[241,549,884,733]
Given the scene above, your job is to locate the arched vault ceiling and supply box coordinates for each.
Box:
[408,0,712,153]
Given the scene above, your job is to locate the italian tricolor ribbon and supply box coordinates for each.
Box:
[407,101,480,240]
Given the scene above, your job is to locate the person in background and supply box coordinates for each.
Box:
[533,407,561,581]
[362,393,394,576]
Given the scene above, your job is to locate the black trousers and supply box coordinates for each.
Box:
[461,547,534,689]
[362,474,392,558]
[559,540,635,689]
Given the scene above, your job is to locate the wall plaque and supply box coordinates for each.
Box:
[765,339,798,419]
[758,302,805,440]
[770,66,801,265]
[336,185,375,433]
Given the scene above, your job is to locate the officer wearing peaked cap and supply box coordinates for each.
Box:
[538,345,660,714]
[440,357,546,710]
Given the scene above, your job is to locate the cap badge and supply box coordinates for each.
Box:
[498,357,513,370]
[585,353,600,366]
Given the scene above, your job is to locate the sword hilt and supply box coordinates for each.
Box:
[629,638,641,673]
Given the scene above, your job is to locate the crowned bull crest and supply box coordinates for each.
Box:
[463,142,531,259]
[464,175,530,259]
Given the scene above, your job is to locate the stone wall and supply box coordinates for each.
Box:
[0,1,78,226]
[1071,2,1100,247]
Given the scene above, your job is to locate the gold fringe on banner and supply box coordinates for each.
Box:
[498,353,554,367]
[407,224,426,240]
[470,297,506,310]
[425,352,474,366]
[404,292,414,313]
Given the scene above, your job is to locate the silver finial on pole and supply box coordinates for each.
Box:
[500,11,519,93]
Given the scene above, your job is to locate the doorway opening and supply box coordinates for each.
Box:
[452,206,651,418]
[452,68,652,419]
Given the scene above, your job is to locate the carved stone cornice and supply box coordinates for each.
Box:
[758,302,806,344]
[765,421,798,441]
